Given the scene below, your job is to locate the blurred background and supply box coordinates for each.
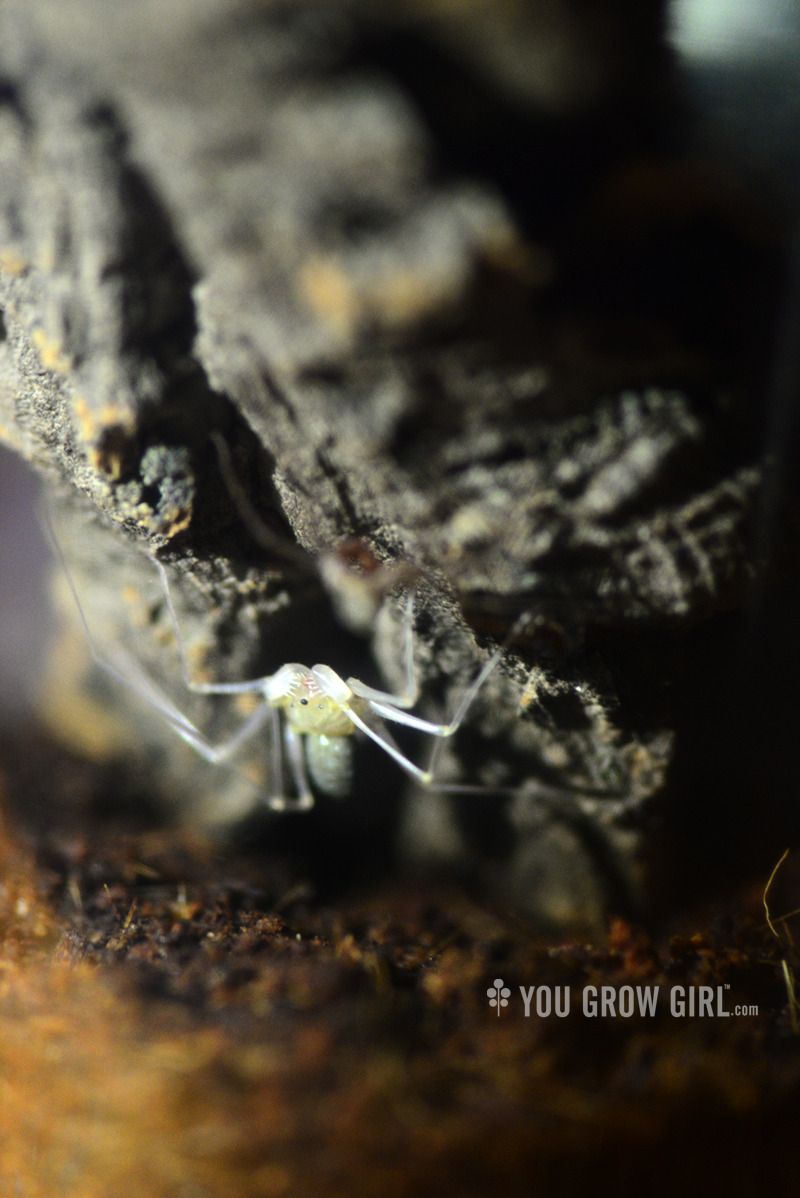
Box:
[0,442,50,722]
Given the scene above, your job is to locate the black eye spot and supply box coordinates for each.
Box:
[300,698,309,705]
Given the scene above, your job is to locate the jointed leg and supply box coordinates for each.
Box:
[346,592,419,709]
[345,706,514,793]
[421,611,531,781]
[361,624,516,737]
[343,706,435,784]
[45,509,281,768]
[279,724,315,811]
[92,644,276,766]
[153,558,270,696]
[104,653,310,811]
[345,610,531,787]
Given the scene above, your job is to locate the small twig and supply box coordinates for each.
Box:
[763,848,800,1035]
[781,960,799,1036]
[763,848,789,937]
[767,906,800,928]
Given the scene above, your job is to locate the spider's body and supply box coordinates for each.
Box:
[269,666,364,738]
[266,665,366,798]
[49,513,517,812]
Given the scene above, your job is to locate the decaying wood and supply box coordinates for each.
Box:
[0,0,785,928]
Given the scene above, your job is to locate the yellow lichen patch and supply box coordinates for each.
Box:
[365,262,462,329]
[72,395,97,443]
[156,503,193,539]
[0,247,27,276]
[99,403,129,427]
[73,401,137,466]
[184,636,217,687]
[120,501,194,541]
[31,327,72,375]
[297,256,360,342]
[298,252,466,343]
[91,422,130,481]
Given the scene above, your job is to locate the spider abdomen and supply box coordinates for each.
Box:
[306,734,354,798]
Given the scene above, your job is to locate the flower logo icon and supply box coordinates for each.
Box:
[487,978,511,1015]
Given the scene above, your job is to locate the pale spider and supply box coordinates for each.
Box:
[50,520,517,811]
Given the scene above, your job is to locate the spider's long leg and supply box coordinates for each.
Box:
[359,701,455,736]
[422,611,531,781]
[91,645,274,765]
[352,608,531,736]
[278,724,315,811]
[106,650,300,809]
[351,610,531,785]
[343,706,434,784]
[257,704,314,812]
[343,708,514,793]
[153,558,271,696]
[347,592,419,709]
[363,626,519,737]
[44,509,276,765]
[171,695,274,765]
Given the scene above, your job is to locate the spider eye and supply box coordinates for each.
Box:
[300,698,309,705]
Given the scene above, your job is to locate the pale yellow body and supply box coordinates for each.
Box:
[272,669,364,737]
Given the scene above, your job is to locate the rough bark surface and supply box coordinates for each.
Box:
[0,0,784,928]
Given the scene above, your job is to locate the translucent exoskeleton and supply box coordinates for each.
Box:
[48,520,518,811]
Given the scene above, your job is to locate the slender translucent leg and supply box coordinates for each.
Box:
[138,551,318,807]
[88,644,276,765]
[342,611,530,787]
[422,612,531,782]
[346,592,419,709]
[343,707,513,794]
[369,625,518,737]
[280,724,315,811]
[44,509,279,766]
[343,706,434,783]
[335,644,509,784]
[106,649,308,811]
[164,694,276,766]
[359,701,454,737]
[153,558,271,696]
